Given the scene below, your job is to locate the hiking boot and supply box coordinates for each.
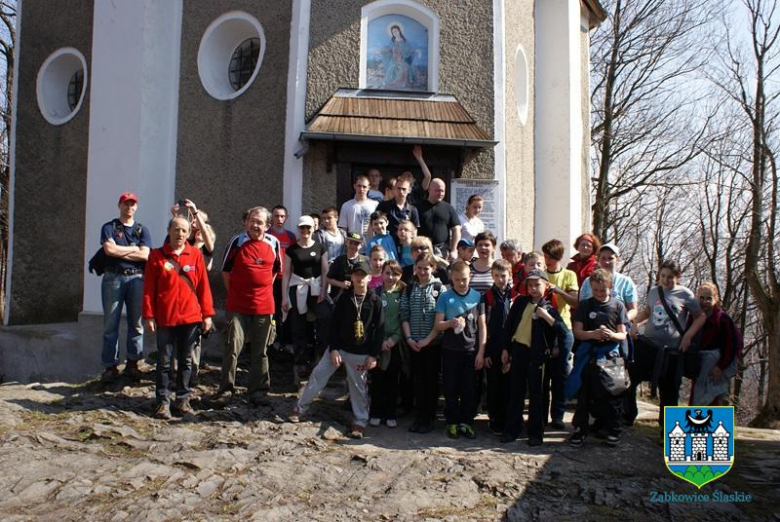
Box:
[210,389,234,408]
[123,359,144,381]
[568,428,586,448]
[369,417,382,427]
[101,365,119,382]
[459,424,476,440]
[348,424,365,439]
[155,402,172,420]
[175,399,196,418]
[606,433,620,447]
[445,424,460,439]
[386,419,398,429]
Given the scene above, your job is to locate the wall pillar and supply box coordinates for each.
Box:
[82,0,183,313]
[533,0,583,252]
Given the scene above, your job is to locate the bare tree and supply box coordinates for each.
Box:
[709,0,780,427]
[590,0,718,243]
[0,1,15,322]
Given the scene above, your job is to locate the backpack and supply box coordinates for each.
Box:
[88,220,145,276]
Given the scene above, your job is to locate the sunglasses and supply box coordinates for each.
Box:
[412,245,430,251]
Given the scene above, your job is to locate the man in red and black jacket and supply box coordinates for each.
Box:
[143,216,214,419]
[213,206,282,407]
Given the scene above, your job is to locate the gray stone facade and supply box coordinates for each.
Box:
[9,0,94,324]
[174,0,292,304]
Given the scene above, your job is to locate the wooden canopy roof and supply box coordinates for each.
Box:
[301,89,496,148]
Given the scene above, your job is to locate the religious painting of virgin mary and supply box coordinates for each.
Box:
[366,14,429,91]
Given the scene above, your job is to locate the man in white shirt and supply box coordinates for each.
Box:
[338,174,378,237]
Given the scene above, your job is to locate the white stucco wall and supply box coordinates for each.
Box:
[82,0,183,313]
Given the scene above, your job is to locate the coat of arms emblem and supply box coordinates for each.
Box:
[664,406,734,488]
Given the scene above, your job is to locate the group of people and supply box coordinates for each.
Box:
[98,156,742,445]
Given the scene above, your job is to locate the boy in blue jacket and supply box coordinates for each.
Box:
[500,270,567,446]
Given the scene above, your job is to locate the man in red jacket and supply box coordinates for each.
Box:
[213,206,282,407]
[143,216,215,419]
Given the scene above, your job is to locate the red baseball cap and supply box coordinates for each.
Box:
[118,192,138,205]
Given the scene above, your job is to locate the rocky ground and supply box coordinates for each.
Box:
[0,354,778,521]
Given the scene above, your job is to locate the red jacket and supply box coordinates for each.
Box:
[567,254,597,288]
[143,243,215,327]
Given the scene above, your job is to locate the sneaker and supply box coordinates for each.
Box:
[499,433,518,444]
[155,402,172,420]
[101,365,119,382]
[459,424,476,440]
[568,429,586,448]
[369,417,382,427]
[123,360,144,381]
[288,405,304,423]
[348,424,364,439]
[386,419,398,429]
[175,399,196,417]
[446,424,460,439]
[550,418,566,430]
[527,436,543,447]
[606,433,620,447]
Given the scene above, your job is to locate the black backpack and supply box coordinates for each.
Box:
[88,220,145,276]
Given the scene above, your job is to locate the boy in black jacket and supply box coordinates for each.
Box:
[481,259,518,435]
[500,271,567,446]
[291,260,384,439]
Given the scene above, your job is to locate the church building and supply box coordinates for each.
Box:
[2,0,605,379]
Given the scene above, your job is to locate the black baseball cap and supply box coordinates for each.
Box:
[350,260,371,275]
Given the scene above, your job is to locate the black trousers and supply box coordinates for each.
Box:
[625,337,655,423]
[486,355,510,429]
[411,342,442,424]
[504,342,547,439]
[657,351,682,423]
[442,350,479,425]
[370,346,402,419]
[155,323,198,405]
[288,291,316,365]
[573,362,623,435]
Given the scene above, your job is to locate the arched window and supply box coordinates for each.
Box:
[360,0,440,92]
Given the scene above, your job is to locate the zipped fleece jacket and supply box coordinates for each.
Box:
[143,242,215,327]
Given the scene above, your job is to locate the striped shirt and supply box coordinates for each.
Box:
[399,278,444,342]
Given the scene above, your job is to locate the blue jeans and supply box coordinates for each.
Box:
[545,327,574,422]
[101,272,144,367]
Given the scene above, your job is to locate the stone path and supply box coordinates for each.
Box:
[0,362,777,521]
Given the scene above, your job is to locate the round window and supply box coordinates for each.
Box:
[37,48,88,125]
[229,38,261,91]
[198,12,266,100]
